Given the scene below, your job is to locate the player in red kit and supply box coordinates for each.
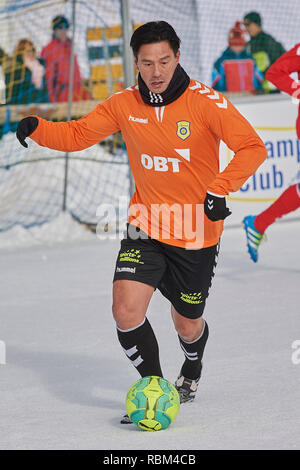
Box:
[243,43,300,262]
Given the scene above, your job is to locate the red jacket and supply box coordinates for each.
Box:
[265,43,300,138]
[41,38,90,102]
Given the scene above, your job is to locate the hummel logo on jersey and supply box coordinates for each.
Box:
[116,267,136,274]
[129,115,148,124]
[190,81,228,109]
[207,199,214,210]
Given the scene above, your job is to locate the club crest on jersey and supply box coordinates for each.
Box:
[176,121,191,141]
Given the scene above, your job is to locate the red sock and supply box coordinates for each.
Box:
[254,184,300,234]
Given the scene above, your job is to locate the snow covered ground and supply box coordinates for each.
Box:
[0,216,300,450]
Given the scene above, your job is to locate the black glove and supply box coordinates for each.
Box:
[204,192,232,221]
[16,116,39,148]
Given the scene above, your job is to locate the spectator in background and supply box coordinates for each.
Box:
[0,47,10,71]
[0,48,11,139]
[211,21,263,93]
[41,15,91,102]
[243,11,285,93]
[5,39,49,104]
[0,47,11,104]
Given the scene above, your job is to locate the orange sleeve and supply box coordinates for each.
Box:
[203,94,267,195]
[29,97,120,152]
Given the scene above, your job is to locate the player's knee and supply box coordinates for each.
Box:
[112,299,131,322]
[112,299,142,330]
[175,316,204,342]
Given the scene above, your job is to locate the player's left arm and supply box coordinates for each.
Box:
[203,94,267,196]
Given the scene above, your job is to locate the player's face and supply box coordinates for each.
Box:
[135,41,180,94]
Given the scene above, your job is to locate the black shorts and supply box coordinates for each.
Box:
[113,225,220,319]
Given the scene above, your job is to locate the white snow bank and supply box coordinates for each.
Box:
[0,212,96,249]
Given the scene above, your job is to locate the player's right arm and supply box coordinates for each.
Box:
[16,96,121,152]
[201,92,267,197]
[265,43,300,97]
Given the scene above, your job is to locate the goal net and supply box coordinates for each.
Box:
[0,0,299,236]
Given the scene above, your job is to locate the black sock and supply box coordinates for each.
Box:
[117,317,163,378]
[178,321,209,380]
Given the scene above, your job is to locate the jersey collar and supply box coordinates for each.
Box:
[138,64,190,107]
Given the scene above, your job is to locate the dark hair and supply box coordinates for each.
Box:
[52,15,70,30]
[130,21,180,57]
[243,11,262,26]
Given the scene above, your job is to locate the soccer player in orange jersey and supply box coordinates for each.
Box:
[16,22,267,420]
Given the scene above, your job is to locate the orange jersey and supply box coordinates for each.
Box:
[29,79,267,248]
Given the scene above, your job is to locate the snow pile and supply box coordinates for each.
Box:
[0,212,96,249]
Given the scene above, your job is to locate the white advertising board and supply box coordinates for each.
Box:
[221,95,300,225]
